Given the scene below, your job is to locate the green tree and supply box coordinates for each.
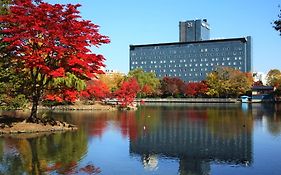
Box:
[0,0,28,109]
[98,73,125,92]
[206,67,252,97]
[128,68,160,97]
[0,0,10,15]
[266,69,281,87]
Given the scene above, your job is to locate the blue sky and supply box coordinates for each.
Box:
[46,0,281,74]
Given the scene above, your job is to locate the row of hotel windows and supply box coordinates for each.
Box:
[132,51,244,59]
[131,66,243,75]
[132,46,244,55]
[157,73,207,78]
[131,61,243,69]
[131,55,243,62]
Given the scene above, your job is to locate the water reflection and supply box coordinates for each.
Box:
[129,104,253,175]
[252,103,281,136]
[0,103,281,174]
[0,125,89,174]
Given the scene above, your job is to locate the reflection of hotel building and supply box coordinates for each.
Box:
[130,19,252,82]
[130,116,252,175]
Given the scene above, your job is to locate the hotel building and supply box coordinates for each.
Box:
[129,19,252,82]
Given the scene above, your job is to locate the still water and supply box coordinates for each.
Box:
[0,103,281,175]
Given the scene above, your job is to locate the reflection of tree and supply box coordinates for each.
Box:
[0,128,88,174]
[206,107,253,139]
[262,104,281,136]
[251,104,281,135]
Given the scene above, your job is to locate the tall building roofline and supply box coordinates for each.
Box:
[130,36,250,50]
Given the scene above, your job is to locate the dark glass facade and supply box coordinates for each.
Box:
[179,19,210,42]
[130,37,252,82]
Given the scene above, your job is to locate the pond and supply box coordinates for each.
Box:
[0,103,281,175]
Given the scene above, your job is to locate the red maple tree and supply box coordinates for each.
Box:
[0,0,109,122]
[185,81,208,97]
[81,79,110,101]
[160,77,186,97]
[114,78,140,108]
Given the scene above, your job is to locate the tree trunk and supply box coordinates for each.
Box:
[27,92,40,123]
[28,138,41,175]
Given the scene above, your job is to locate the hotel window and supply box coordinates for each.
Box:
[222,62,225,66]
[228,62,231,65]
[210,63,213,66]
[206,63,209,66]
